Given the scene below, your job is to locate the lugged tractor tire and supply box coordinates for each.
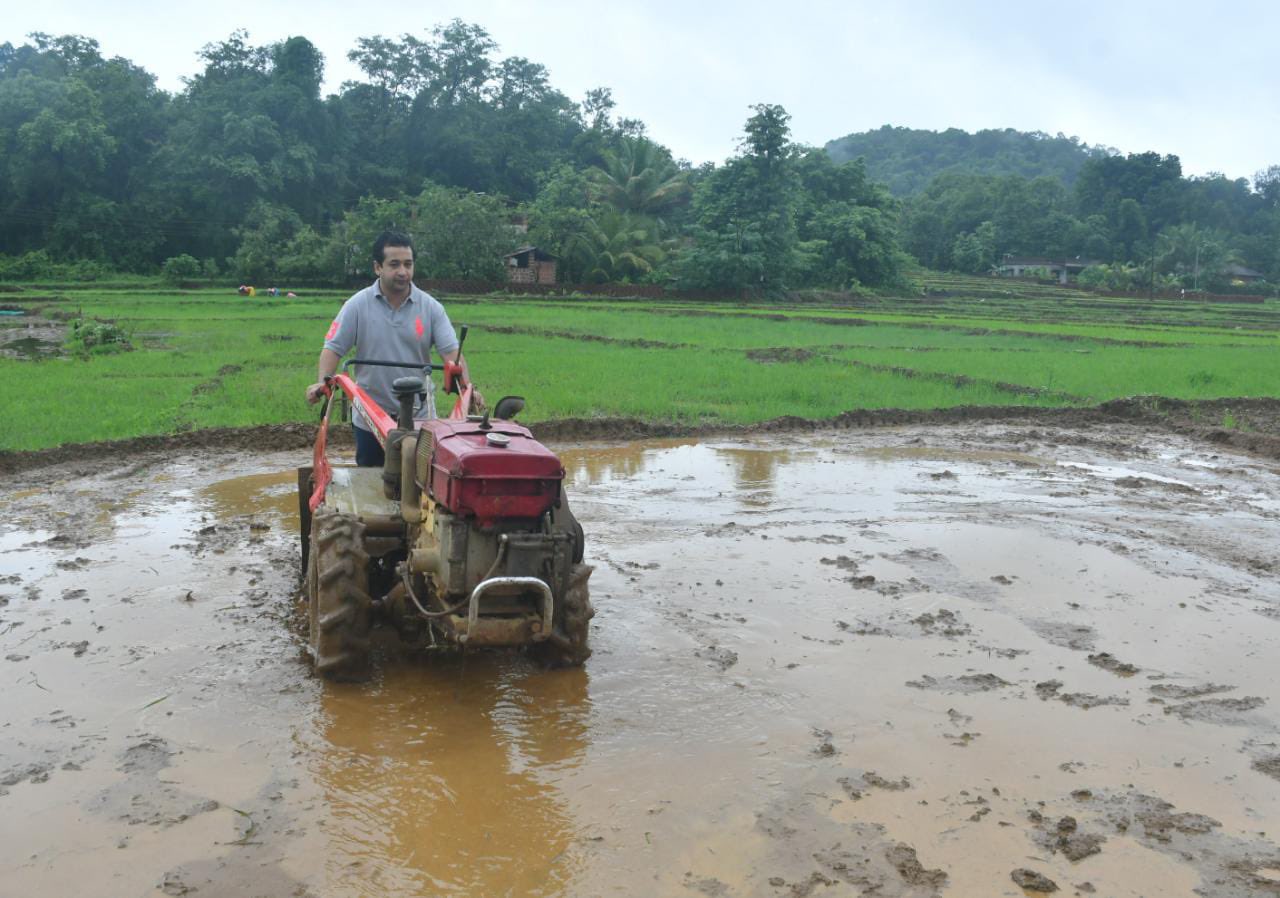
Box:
[551,493,585,565]
[533,563,595,668]
[307,509,373,680]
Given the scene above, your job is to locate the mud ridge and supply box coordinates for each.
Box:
[472,323,688,351]
[0,422,339,476]
[4,396,1280,477]
[828,355,1085,402]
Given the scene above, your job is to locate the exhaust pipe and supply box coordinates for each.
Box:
[400,434,422,523]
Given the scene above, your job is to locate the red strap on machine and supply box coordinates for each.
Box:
[309,389,333,512]
[449,383,474,420]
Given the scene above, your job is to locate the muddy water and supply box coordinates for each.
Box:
[2,425,1279,897]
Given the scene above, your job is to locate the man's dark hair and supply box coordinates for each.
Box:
[373,230,414,263]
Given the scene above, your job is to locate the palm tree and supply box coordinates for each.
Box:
[561,210,666,283]
[588,137,691,216]
[1156,224,1239,290]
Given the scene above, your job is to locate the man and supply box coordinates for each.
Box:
[305,230,475,466]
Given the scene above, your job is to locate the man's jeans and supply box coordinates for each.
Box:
[354,426,384,467]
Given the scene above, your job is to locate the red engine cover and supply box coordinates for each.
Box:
[420,419,563,526]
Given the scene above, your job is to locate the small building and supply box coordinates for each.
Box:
[996,256,1101,285]
[1221,263,1264,284]
[504,246,557,285]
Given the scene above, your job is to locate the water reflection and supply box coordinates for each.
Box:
[199,470,300,530]
[559,438,696,486]
[560,441,803,514]
[311,653,591,897]
[713,446,795,507]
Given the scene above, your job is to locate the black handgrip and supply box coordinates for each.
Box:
[342,358,433,375]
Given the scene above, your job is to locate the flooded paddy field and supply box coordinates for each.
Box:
[2,422,1279,897]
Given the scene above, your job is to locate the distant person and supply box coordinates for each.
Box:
[304,230,477,466]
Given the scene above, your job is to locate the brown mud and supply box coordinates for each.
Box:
[2,420,1279,896]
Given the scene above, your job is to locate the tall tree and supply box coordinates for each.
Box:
[0,34,171,264]
[680,104,802,293]
[151,31,341,260]
[1075,151,1184,240]
[793,151,905,287]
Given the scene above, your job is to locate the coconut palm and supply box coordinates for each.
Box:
[560,210,666,283]
[588,137,690,216]
[1155,223,1240,288]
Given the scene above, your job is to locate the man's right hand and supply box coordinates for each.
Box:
[305,381,329,404]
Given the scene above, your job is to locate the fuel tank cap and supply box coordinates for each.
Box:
[486,432,511,447]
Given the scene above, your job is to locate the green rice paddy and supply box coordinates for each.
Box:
[1,276,1276,452]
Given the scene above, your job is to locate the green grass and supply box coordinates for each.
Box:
[1,278,1277,452]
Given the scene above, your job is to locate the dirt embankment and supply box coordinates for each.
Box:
[5,396,1280,478]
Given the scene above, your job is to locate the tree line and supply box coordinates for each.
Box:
[829,125,1279,292]
[1,27,1276,293]
[0,27,907,293]
[901,153,1279,291]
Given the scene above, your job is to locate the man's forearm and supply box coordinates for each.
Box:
[317,348,340,382]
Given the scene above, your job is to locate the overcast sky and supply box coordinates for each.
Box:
[6,1,1277,182]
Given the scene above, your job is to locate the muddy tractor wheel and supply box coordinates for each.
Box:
[307,509,373,680]
[533,563,595,668]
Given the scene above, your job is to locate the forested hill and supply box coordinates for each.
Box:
[824,125,1114,195]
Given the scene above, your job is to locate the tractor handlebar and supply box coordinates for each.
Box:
[323,326,478,428]
[341,358,433,376]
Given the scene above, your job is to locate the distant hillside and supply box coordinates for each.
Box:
[825,125,1115,195]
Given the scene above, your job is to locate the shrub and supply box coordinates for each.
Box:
[1076,265,1108,289]
[0,250,53,281]
[162,254,202,284]
[0,251,113,282]
[65,318,132,358]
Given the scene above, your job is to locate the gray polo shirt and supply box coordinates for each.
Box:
[323,281,460,432]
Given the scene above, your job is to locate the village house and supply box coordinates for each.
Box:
[504,246,557,285]
[996,256,1101,285]
[1221,263,1265,284]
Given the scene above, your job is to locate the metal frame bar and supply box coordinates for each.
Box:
[463,576,553,644]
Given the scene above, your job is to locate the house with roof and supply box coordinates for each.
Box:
[996,256,1102,285]
[504,246,557,285]
[1221,263,1265,284]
